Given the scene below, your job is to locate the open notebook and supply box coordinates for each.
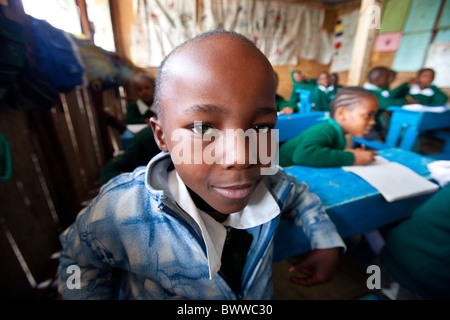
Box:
[342,156,439,202]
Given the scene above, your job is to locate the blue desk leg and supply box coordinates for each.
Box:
[399,126,420,151]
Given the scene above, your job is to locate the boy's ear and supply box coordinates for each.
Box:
[150,116,169,152]
[334,106,346,121]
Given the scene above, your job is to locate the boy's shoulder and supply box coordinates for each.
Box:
[97,166,149,201]
[302,119,334,135]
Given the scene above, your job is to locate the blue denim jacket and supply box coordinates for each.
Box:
[58,152,344,300]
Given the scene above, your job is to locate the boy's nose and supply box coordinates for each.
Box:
[220,130,256,170]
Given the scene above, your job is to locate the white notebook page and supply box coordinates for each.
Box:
[342,156,439,202]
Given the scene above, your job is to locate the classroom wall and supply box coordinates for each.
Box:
[115,0,450,101]
[366,0,450,96]
[113,0,344,102]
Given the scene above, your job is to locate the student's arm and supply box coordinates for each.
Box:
[279,172,345,286]
[288,88,300,105]
[389,82,409,98]
[430,86,449,105]
[378,96,408,111]
[291,132,354,167]
[57,204,117,299]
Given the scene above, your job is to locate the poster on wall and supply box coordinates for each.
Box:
[392,31,433,71]
[373,32,402,52]
[379,0,412,34]
[403,0,442,33]
[438,0,450,28]
[330,9,359,73]
[424,41,450,88]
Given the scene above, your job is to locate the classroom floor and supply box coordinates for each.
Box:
[272,237,375,300]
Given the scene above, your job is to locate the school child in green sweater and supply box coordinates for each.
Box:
[328,73,341,93]
[389,68,449,106]
[310,71,335,112]
[288,69,316,108]
[279,87,378,168]
[379,183,450,299]
[99,126,160,185]
[274,71,298,114]
[125,73,157,124]
[363,66,408,140]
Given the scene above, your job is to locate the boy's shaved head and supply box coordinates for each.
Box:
[149,30,277,217]
[154,30,275,119]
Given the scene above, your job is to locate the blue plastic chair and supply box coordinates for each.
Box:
[295,89,312,113]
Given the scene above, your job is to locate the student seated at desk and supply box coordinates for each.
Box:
[58,30,345,300]
[274,71,297,114]
[126,72,157,124]
[378,183,450,299]
[99,126,160,185]
[310,71,336,112]
[390,68,449,106]
[363,66,408,141]
[328,73,342,92]
[288,69,316,107]
[279,87,378,168]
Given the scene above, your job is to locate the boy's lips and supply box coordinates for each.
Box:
[212,183,255,200]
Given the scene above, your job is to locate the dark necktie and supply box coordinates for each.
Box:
[220,227,253,295]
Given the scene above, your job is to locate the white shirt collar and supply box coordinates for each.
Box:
[409,84,435,97]
[318,85,328,92]
[167,170,280,279]
[363,83,390,97]
[136,98,157,115]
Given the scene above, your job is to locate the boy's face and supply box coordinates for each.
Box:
[293,71,305,83]
[373,70,389,88]
[317,73,329,87]
[337,97,378,138]
[418,70,434,88]
[151,36,277,220]
[136,77,155,105]
[328,74,337,86]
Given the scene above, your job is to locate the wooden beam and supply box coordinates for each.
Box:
[347,0,383,86]
[76,0,92,39]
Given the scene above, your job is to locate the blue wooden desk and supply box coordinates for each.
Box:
[275,112,326,143]
[385,106,450,152]
[273,148,438,261]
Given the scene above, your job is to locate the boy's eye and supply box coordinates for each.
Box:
[191,122,214,135]
[253,124,274,134]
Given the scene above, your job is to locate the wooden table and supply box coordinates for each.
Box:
[273,148,438,261]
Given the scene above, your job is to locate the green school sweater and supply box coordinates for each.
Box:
[279,118,354,167]
[126,101,156,124]
[276,94,298,112]
[389,82,449,106]
[364,83,408,128]
[380,184,450,299]
[288,71,317,105]
[311,86,333,112]
[99,126,161,185]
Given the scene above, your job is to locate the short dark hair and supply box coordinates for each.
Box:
[417,68,435,77]
[133,72,155,88]
[367,66,389,83]
[330,86,378,118]
[154,30,259,117]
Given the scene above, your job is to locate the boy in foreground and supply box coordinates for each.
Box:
[58,30,345,300]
